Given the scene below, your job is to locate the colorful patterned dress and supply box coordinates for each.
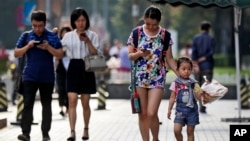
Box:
[127,25,172,89]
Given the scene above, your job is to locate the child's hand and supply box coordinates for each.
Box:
[202,92,211,104]
[196,90,205,100]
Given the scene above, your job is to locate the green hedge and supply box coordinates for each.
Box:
[213,54,235,67]
[0,58,8,75]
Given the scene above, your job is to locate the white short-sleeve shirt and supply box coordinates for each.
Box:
[61,29,100,59]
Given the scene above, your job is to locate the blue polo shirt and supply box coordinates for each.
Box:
[192,32,215,70]
[16,29,62,83]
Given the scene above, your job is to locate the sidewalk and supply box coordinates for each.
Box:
[0,99,250,141]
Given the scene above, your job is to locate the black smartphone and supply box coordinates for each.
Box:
[142,48,151,53]
[80,33,86,37]
[34,40,43,45]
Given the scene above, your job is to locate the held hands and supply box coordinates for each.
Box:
[198,56,206,63]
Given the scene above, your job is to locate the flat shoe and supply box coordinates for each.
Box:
[17,134,30,141]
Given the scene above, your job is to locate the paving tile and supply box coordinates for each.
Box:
[0,99,249,141]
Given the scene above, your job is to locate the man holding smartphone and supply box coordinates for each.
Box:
[14,10,63,141]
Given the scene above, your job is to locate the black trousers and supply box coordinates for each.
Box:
[56,72,68,108]
[21,81,54,137]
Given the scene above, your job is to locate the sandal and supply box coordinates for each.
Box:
[82,128,89,140]
[67,130,75,141]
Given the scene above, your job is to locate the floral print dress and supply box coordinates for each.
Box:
[127,25,171,89]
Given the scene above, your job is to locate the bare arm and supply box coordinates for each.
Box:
[167,91,176,119]
[127,45,150,60]
[165,46,178,75]
[14,40,35,58]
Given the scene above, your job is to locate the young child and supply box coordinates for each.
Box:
[167,56,204,141]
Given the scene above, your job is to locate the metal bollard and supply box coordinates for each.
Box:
[0,82,8,112]
[11,93,38,125]
[96,81,108,110]
[11,94,23,125]
[240,78,250,109]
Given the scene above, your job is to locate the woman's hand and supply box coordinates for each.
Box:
[79,32,90,43]
[138,49,150,57]
[167,110,172,120]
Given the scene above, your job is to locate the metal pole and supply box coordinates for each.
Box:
[234,7,242,120]
[65,0,70,17]
[92,0,97,15]
[45,0,51,28]
[132,0,139,27]
[103,0,109,29]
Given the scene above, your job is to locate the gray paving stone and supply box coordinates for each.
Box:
[0,99,249,141]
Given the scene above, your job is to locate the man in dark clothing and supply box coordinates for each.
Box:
[14,10,63,141]
[192,20,215,113]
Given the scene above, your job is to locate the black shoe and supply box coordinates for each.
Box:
[42,136,50,141]
[82,128,89,140]
[82,136,89,140]
[200,106,206,113]
[67,130,75,141]
[60,111,65,117]
[17,134,30,141]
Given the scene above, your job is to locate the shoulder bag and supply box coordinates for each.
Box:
[130,60,141,114]
[84,44,107,72]
[14,32,29,94]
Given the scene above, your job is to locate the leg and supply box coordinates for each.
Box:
[80,94,91,139]
[56,73,67,116]
[11,87,17,105]
[67,92,78,139]
[147,88,163,141]
[136,87,149,141]
[39,82,54,138]
[186,125,195,141]
[20,81,38,138]
[199,70,213,113]
[174,123,183,141]
[194,72,206,113]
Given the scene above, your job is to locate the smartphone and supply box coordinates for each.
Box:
[142,48,151,53]
[80,33,86,37]
[34,40,43,45]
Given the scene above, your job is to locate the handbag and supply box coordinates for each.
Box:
[14,57,25,94]
[14,32,29,94]
[130,60,141,114]
[84,54,107,72]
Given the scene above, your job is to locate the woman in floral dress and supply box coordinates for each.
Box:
[127,5,178,141]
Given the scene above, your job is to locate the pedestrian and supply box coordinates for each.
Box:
[61,7,100,141]
[191,20,215,113]
[179,43,192,58]
[127,5,178,141]
[109,39,122,58]
[167,57,204,141]
[14,10,63,141]
[54,26,71,117]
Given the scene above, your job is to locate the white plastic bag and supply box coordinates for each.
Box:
[201,76,228,104]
